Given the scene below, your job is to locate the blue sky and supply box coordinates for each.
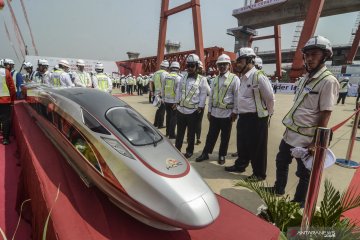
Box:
[0,0,358,72]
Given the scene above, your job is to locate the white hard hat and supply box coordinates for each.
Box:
[198,61,204,69]
[54,64,59,70]
[76,59,85,66]
[4,59,14,65]
[302,35,333,57]
[343,76,350,81]
[23,62,33,68]
[38,59,49,66]
[59,59,70,68]
[303,148,336,171]
[95,62,104,70]
[186,54,200,64]
[216,54,231,64]
[170,61,180,69]
[236,48,256,59]
[254,57,263,67]
[160,60,169,68]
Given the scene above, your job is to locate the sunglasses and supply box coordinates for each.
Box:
[186,64,196,68]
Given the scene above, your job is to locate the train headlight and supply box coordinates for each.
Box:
[102,137,135,160]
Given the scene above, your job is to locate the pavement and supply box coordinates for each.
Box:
[114,90,360,214]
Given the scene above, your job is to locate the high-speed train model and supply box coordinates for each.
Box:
[22,84,220,230]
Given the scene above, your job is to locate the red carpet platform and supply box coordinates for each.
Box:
[344,166,360,226]
[0,138,31,239]
[5,102,280,240]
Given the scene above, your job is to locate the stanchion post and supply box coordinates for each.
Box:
[301,127,331,231]
[336,102,360,169]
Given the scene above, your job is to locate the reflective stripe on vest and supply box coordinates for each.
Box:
[154,69,165,91]
[96,73,109,90]
[0,69,10,97]
[252,70,269,118]
[339,81,348,93]
[164,72,178,100]
[78,71,88,86]
[212,73,236,109]
[179,74,201,109]
[51,69,63,87]
[282,70,333,137]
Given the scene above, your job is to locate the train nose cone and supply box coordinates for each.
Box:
[176,191,220,228]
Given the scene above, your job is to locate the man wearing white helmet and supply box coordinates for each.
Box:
[254,57,263,70]
[151,60,169,128]
[23,62,35,82]
[175,54,208,158]
[265,36,339,207]
[92,62,112,93]
[3,59,23,99]
[49,59,73,87]
[196,54,240,165]
[73,59,91,88]
[225,47,274,182]
[33,59,51,84]
[0,60,16,145]
[137,74,143,95]
[161,61,181,139]
[126,74,135,94]
[337,76,350,105]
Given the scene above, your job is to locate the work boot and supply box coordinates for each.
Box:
[195,139,201,145]
[260,186,285,196]
[244,174,265,182]
[196,154,209,162]
[218,156,226,165]
[184,152,193,159]
[224,165,245,173]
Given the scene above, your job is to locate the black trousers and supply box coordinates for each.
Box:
[175,111,198,154]
[337,92,347,104]
[137,84,143,95]
[195,108,204,140]
[0,104,11,139]
[154,102,165,127]
[127,85,133,94]
[274,139,311,204]
[165,102,177,138]
[235,113,268,179]
[202,115,232,157]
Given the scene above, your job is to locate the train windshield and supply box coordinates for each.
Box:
[106,107,162,146]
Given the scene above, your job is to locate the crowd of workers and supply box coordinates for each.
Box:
[1,35,358,207]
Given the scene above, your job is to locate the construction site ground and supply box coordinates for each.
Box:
[115,90,360,214]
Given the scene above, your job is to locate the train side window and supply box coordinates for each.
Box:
[69,127,102,173]
[82,109,110,135]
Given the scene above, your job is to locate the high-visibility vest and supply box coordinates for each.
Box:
[339,81,349,93]
[0,68,10,97]
[179,74,201,109]
[77,71,89,86]
[96,73,109,90]
[164,72,178,100]
[51,69,63,87]
[153,69,166,92]
[252,70,269,118]
[212,73,236,109]
[282,70,333,137]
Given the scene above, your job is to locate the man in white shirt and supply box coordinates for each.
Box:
[33,59,51,84]
[337,76,350,105]
[150,61,169,128]
[49,59,74,87]
[196,54,240,165]
[92,62,112,93]
[73,59,91,88]
[266,36,339,207]
[175,54,208,158]
[225,48,274,182]
[161,61,181,139]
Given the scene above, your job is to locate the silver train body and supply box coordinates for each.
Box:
[22,84,219,230]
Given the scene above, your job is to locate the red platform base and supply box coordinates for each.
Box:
[8,102,280,240]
